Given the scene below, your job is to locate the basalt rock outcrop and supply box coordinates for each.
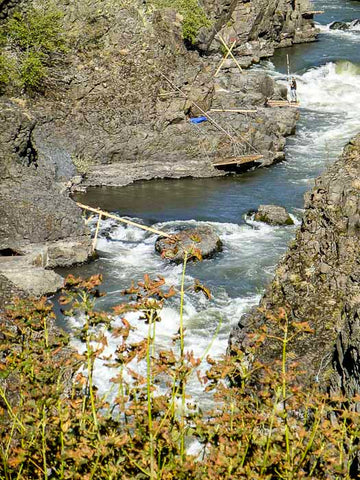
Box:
[0,98,92,298]
[229,134,360,398]
[9,0,317,191]
[0,0,318,299]
[199,0,319,58]
[329,20,360,31]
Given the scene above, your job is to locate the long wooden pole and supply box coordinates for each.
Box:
[286,54,290,79]
[160,73,262,155]
[209,108,257,113]
[218,36,243,74]
[160,72,239,145]
[92,213,102,252]
[214,39,236,77]
[76,202,172,239]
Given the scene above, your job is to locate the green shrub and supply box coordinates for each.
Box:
[6,7,67,55]
[0,2,67,92]
[0,53,17,90]
[149,0,211,44]
[19,52,47,89]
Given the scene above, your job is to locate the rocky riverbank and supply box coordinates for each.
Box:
[32,0,318,189]
[0,98,92,303]
[0,0,319,300]
[229,133,360,398]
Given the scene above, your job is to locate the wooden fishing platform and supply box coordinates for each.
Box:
[267,100,300,108]
[213,154,264,167]
[302,10,324,16]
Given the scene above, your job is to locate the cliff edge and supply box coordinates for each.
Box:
[229,134,360,398]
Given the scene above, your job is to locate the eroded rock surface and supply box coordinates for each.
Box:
[229,134,360,398]
[155,226,222,263]
[199,0,319,56]
[0,98,92,297]
[254,204,294,225]
[16,0,314,190]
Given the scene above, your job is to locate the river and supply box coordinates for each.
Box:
[58,0,360,399]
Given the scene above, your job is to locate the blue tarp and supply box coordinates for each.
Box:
[189,116,208,124]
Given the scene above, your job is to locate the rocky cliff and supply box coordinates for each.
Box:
[6,0,317,190]
[0,0,317,299]
[0,98,92,299]
[229,134,360,398]
[200,0,318,58]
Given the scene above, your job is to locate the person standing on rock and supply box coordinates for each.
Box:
[289,77,297,103]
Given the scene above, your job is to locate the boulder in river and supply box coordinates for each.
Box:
[254,205,294,226]
[155,226,222,263]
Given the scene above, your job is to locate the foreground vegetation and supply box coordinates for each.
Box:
[1,251,359,479]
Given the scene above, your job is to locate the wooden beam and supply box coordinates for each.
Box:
[218,35,243,74]
[214,39,237,77]
[302,10,324,15]
[76,202,172,239]
[213,154,264,167]
[209,108,257,113]
[267,100,300,108]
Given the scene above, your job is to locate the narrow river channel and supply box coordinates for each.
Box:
[58,0,360,399]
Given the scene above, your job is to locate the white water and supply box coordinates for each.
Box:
[63,3,360,403]
[319,19,360,39]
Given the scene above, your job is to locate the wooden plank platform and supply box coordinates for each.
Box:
[267,100,300,108]
[213,154,264,167]
[302,10,324,15]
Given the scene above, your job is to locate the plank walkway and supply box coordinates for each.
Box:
[267,100,300,108]
[213,154,264,167]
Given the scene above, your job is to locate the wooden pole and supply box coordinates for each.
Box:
[160,73,262,155]
[92,213,102,252]
[77,202,172,240]
[160,72,240,145]
[286,54,290,79]
[214,39,236,77]
[218,36,243,74]
[209,108,257,113]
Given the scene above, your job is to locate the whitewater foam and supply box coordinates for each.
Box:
[319,21,360,39]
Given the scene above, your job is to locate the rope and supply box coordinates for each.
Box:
[160,72,239,145]
[159,72,262,156]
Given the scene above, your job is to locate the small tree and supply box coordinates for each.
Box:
[0,2,67,93]
[149,0,211,45]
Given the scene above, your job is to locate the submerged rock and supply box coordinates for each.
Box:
[155,226,222,263]
[329,21,350,31]
[254,205,294,226]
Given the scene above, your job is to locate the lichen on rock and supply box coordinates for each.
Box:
[254,204,294,225]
